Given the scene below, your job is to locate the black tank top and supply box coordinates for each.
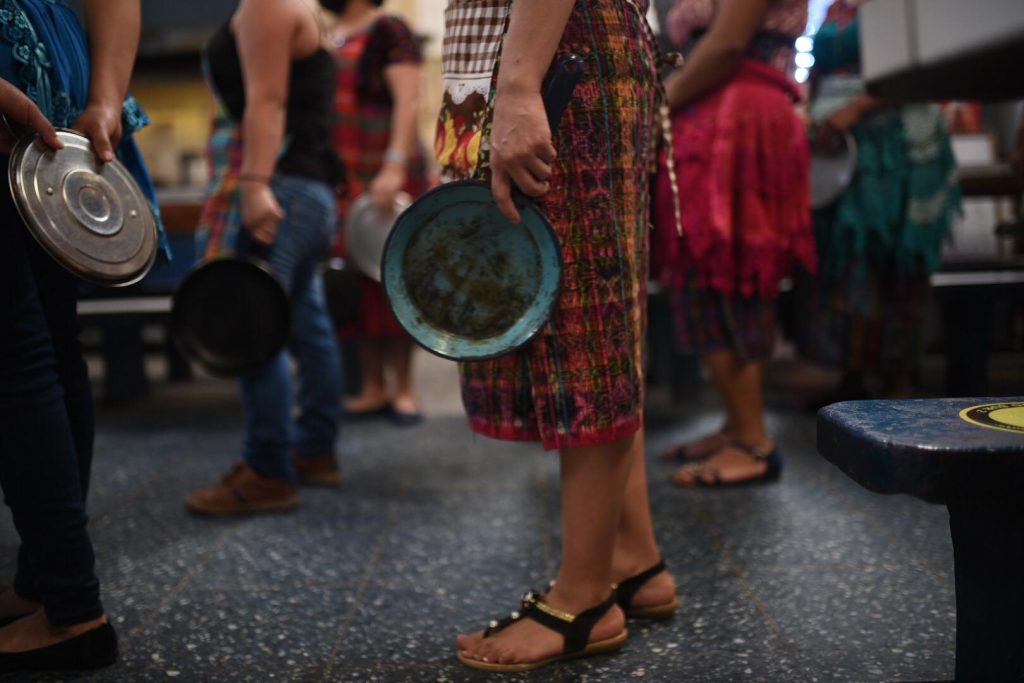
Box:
[204,22,343,184]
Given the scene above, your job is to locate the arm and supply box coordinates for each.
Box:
[73,0,141,161]
[369,62,421,213]
[489,0,576,222]
[233,0,306,244]
[664,0,770,111]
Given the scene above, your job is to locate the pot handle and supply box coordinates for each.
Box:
[235,228,274,263]
[543,53,585,134]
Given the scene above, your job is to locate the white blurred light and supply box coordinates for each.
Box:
[795,52,815,68]
[795,67,809,83]
[795,36,814,53]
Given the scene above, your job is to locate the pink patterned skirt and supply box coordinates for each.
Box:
[653,59,815,299]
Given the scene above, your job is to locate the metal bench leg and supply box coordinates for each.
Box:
[947,472,1024,682]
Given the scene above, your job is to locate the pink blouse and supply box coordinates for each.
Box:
[667,0,808,46]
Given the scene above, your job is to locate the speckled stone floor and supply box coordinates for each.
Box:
[0,351,960,682]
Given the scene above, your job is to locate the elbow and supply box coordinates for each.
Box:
[716,41,747,66]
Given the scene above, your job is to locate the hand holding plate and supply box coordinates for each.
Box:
[70,102,122,163]
[489,88,556,223]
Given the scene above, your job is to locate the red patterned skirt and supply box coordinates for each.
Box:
[439,0,658,449]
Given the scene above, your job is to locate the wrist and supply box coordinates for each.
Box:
[85,96,123,116]
[239,172,273,185]
[382,149,408,166]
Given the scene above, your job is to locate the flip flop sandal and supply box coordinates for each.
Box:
[659,430,730,463]
[614,560,679,620]
[456,589,627,672]
[672,439,782,489]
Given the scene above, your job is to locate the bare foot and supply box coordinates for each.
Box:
[0,610,107,653]
[456,587,624,666]
[659,429,732,462]
[390,392,419,416]
[672,440,775,486]
[0,588,40,623]
[344,392,389,414]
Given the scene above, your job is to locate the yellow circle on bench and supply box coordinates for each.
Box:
[959,402,1024,434]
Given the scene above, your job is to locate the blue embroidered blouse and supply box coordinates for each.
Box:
[0,0,169,261]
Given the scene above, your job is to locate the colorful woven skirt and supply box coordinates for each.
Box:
[437,0,658,449]
[671,274,777,362]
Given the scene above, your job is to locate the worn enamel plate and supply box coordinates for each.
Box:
[344,191,411,282]
[381,181,563,361]
[810,130,858,210]
[8,129,158,286]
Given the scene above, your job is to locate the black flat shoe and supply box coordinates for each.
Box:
[0,621,117,673]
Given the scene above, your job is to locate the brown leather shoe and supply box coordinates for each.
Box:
[292,452,342,487]
[185,462,299,516]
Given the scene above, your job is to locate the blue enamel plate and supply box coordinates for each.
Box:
[381,180,563,361]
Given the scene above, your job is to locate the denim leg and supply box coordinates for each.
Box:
[291,272,342,457]
[240,174,339,479]
[0,212,102,627]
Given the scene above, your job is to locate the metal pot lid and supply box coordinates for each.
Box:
[810,130,858,211]
[381,181,563,361]
[8,129,158,286]
[344,192,411,282]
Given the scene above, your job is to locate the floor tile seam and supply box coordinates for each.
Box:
[701,514,797,657]
[122,525,237,641]
[319,498,403,681]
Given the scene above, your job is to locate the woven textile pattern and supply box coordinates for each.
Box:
[437,0,658,450]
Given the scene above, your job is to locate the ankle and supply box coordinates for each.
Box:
[734,431,772,451]
[545,581,613,612]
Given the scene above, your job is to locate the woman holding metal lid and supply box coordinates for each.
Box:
[326,0,432,427]
[797,0,960,404]
[0,0,166,672]
[438,0,677,672]
[185,0,347,514]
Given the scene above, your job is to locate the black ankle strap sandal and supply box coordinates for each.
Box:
[457,589,627,672]
[614,560,680,620]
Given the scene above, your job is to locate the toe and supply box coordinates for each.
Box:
[456,631,482,651]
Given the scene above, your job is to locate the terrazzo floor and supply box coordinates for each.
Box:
[0,350,962,682]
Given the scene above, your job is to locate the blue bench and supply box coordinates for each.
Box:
[818,398,1024,682]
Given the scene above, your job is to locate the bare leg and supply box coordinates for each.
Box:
[457,433,636,665]
[344,340,388,412]
[660,352,737,460]
[384,337,419,415]
[613,429,677,606]
[674,350,773,485]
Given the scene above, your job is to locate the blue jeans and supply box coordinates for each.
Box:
[240,174,342,480]
[0,191,101,627]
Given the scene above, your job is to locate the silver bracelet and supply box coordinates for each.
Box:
[382,149,407,165]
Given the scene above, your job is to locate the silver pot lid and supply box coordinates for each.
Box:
[810,130,858,211]
[344,192,411,282]
[8,129,158,287]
